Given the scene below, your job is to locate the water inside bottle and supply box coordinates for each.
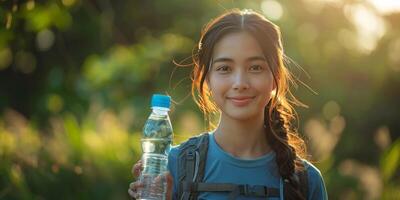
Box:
[142,117,172,155]
[139,155,168,200]
[138,110,172,200]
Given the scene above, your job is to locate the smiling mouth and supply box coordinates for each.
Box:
[227,96,255,106]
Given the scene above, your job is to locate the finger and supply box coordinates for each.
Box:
[128,188,136,198]
[131,162,141,175]
[129,182,135,190]
[154,171,171,183]
[129,185,142,199]
[131,164,137,176]
[129,181,144,190]
[131,161,143,177]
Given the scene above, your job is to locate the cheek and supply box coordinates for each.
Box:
[208,75,228,94]
[256,75,274,92]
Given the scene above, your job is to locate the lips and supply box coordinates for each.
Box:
[227,96,255,106]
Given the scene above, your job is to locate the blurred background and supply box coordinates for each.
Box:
[0,0,399,199]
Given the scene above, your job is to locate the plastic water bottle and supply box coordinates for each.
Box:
[138,94,173,200]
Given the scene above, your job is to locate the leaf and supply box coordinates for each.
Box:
[64,113,83,157]
[381,139,400,182]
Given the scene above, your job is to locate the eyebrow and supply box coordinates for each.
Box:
[212,56,266,64]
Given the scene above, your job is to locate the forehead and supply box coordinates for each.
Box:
[212,31,264,61]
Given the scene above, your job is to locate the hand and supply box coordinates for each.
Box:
[128,159,174,200]
[128,159,143,199]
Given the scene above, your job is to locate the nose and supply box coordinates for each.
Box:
[232,71,249,91]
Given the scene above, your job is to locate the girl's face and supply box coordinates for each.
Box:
[208,31,275,122]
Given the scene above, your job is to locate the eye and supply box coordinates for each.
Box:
[216,65,231,73]
[249,64,263,72]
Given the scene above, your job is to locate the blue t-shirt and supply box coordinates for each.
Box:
[168,132,328,200]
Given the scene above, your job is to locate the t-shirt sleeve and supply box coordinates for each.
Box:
[167,146,180,200]
[304,160,328,200]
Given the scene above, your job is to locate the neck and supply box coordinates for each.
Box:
[213,113,272,159]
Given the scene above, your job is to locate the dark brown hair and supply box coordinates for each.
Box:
[191,8,308,199]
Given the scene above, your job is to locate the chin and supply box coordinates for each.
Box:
[223,109,261,122]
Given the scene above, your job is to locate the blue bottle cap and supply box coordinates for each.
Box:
[151,94,171,108]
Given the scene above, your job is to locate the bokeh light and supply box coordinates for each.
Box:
[15,51,36,74]
[36,29,55,51]
[0,48,12,70]
[368,0,400,14]
[344,4,386,54]
[261,0,283,21]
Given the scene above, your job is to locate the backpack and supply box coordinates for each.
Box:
[177,132,308,200]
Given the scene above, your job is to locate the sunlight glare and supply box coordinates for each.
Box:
[345,4,386,54]
[261,0,283,21]
[368,0,400,14]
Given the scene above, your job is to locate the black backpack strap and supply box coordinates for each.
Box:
[182,182,280,199]
[195,133,209,185]
[177,132,209,200]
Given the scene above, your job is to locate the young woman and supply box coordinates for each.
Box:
[129,8,328,200]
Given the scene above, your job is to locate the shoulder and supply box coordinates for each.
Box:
[301,159,328,200]
[302,159,323,180]
[168,132,210,163]
[168,145,181,161]
[171,132,209,152]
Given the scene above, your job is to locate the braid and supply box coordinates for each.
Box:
[265,104,306,200]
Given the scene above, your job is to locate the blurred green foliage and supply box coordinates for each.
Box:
[0,0,399,199]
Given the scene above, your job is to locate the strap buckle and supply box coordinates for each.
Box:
[239,185,269,197]
[186,150,195,161]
